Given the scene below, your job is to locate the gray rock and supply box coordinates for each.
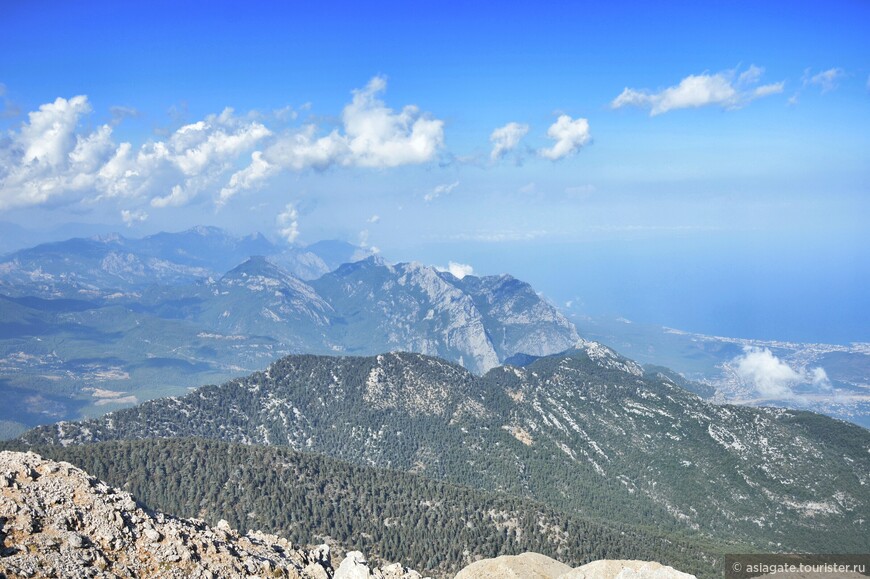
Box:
[66,532,84,549]
[335,550,373,579]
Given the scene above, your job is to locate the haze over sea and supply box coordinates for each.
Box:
[400,231,869,346]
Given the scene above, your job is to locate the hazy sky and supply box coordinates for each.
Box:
[1,1,868,341]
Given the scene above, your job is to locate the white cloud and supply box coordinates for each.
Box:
[804,67,845,93]
[0,96,272,212]
[367,214,380,223]
[447,261,473,279]
[490,122,529,161]
[539,115,591,160]
[611,66,784,115]
[272,105,297,122]
[732,347,831,399]
[21,95,92,167]
[0,77,445,213]
[809,366,831,389]
[436,261,474,279]
[0,95,116,210]
[264,76,445,172]
[218,151,276,207]
[276,202,299,243]
[262,77,445,174]
[120,208,148,227]
[424,180,459,202]
[753,82,785,98]
[342,76,445,168]
[151,184,194,208]
[358,228,380,253]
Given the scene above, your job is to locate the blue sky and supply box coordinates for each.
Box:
[1,0,868,342]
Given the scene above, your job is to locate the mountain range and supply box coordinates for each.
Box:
[14,348,869,556]
[3,227,867,577]
[0,227,577,434]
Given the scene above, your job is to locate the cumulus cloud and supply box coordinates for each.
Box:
[539,115,591,160]
[490,122,529,161]
[436,261,474,279]
[0,96,272,211]
[276,202,299,243]
[424,181,459,202]
[120,208,148,227]
[0,95,114,209]
[367,214,380,223]
[218,151,276,207]
[263,124,348,172]
[0,77,445,213]
[342,76,444,168]
[259,76,444,175]
[611,65,784,115]
[732,347,831,399]
[804,67,845,93]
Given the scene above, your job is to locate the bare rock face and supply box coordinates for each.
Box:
[562,559,696,579]
[453,553,696,579]
[0,451,424,579]
[454,552,572,579]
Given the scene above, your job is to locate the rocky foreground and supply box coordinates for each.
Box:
[0,451,423,578]
[0,451,696,579]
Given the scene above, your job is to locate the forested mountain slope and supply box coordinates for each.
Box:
[3,439,723,578]
[15,346,869,554]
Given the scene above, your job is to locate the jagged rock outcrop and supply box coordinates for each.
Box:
[334,551,423,579]
[454,553,695,579]
[0,451,424,579]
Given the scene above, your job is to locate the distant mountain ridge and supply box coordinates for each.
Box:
[16,347,870,555]
[0,226,369,297]
[0,227,580,426]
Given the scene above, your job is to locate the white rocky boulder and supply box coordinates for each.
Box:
[455,552,572,578]
[453,552,695,579]
[561,559,696,579]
